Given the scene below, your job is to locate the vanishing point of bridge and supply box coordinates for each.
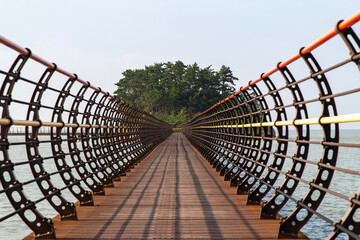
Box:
[1,10,360,240]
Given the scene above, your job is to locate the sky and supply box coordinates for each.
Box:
[1,0,360,126]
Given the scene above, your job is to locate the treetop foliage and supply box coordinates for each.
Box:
[114,61,238,125]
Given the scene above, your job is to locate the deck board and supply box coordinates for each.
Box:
[29,133,307,239]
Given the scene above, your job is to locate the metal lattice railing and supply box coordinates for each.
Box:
[0,37,172,238]
[183,11,360,239]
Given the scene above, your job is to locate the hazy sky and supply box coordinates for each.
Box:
[1,1,360,128]
[1,0,359,92]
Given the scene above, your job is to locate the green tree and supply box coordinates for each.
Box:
[114,61,238,125]
[218,65,238,98]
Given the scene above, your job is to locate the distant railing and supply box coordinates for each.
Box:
[183,11,360,239]
[0,36,172,238]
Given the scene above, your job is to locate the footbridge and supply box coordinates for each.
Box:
[1,11,360,240]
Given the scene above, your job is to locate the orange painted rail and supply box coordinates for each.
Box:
[195,10,360,118]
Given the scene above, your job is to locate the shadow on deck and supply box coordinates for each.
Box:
[25,133,307,239]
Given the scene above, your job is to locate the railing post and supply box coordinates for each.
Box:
[0,52,56,238]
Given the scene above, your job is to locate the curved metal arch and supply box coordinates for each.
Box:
[80,90,114,188]
[220,97,244,176]
[222,89,256,187]
[213,101,236,171]
[102,99,128,174]
[126,108,148,165]
[0,53,55,238]
[113,102,134,171]
[236,83,274,194]
[103,99,142,172]
[258,68,309,223]
[231,88,263,191]
[67,83,104,196]
[221,99,243,174]
[327,22,360,239]
[200,102,230,170]
[202,126,217,163]
[90,94,121,181]
[260,74,309,221]
[126,106,145,165]
[209,109,228,166]
[247,76,290,206]
[191,108,210,159]
[49,77,93,207]
[278,50,339,238]
[224,91,252,172]
[98,98,126,175]
[112,102,144,168]
[225,95,248,184]
[117,104,138,168]
[27,67,80,217]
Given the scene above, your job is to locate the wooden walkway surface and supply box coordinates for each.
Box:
[35,133,306,239]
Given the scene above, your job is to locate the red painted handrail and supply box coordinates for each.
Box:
[0,35,106,95]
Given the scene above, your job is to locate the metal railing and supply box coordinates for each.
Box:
[0,37,172,238]
[183,11,360,239]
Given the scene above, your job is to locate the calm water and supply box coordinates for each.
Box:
[0,131,359,240]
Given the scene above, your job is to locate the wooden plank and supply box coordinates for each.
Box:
[25,133,308,239]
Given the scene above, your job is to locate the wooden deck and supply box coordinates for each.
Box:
[29,133,307,239]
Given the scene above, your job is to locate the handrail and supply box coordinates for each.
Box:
[183,10,360,239]
[193,10,360,119]
[0,36,172,238]
[0,36,104,93]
